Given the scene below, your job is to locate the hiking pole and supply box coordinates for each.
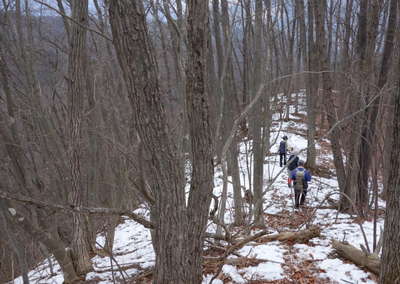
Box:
[288,172,296,212]
[291,186,296,212]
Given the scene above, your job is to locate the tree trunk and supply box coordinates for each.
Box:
[355,0,382,215]
[0,204,30,284]
[312,0,347,196]
[2,202,81,283]
[359,0,397,207]
[242,0,252,110]
[220,0,244,226]
[67,0,92,277]
[300,0,317,168]
[251,0,265,227]
[216,169,228,236]
[152,0,173,96]
[182,0,215,281]
[109,1,214,282]
[109,1,187,282]
[340,0,369,212]
[380,47,400,284]
[229,145,244,225]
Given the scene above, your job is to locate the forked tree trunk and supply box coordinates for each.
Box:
[109,1,214,282]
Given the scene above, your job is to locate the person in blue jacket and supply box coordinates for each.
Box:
[279,136,288,167]
[291,160,312,208]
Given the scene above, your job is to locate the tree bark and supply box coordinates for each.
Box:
[312,0,347,197]
[0,203,30,284]
[67,0,92,277]
[251,0,265,227]
[109,0,214,282]
[300,0,317,168]
[2,201,80,283]
[360,0,397,201]
[220,0,244,226]
[109,1,186,282]
[339,0,369,213]
[355,0,382,214]
[185,0,215,280]
[229,145,245,225]
[380,45,400,284]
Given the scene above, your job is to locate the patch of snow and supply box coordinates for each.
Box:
[319,258,375,284]
[240,262,284,281]
[237,242,285,281]
[293,244,331,260]
[222,265,246,283]
[202,275,223,284]
[239,241,285,263]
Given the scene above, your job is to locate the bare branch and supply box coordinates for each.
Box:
[0,190,154,229]
[33,0,112,42]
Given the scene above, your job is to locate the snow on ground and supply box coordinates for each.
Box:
[11,99,384,283]
[235,241,286,281]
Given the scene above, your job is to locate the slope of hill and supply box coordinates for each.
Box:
[12,103,385,284]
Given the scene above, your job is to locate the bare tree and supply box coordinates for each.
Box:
[312,0,347,199]
[109,0,214,282]
[297,0,317,169]
[250,0,266,227]
[360,0,397,200]
[66,0,93,276]
[380,46,400,284]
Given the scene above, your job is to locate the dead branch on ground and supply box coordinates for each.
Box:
[332,239,380,275]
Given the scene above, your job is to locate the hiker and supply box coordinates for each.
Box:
[291,160,311,208]
[287,149,299,188]
[279,135,288,167]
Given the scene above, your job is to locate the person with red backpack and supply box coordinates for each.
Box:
[290,160,312,208]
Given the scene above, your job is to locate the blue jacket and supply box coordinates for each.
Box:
[291,167,312,188]
[279,140,287,154]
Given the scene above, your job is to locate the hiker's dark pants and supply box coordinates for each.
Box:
[294,189,307,207]
[279,153,286,167]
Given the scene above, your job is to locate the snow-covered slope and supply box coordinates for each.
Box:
[12,100,384,284]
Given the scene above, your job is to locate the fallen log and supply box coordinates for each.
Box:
[257,226,321,244]
[265,212,288,218]
[204,256,282,266]
[332,240,380,275]
[131,269,153,282]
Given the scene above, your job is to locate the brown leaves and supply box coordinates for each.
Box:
[282,251,328,284]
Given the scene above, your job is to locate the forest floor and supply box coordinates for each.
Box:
[12,100,385,284]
